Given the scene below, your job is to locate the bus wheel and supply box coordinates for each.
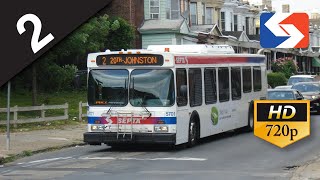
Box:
[247,108,254,131]
[188,118,198,147]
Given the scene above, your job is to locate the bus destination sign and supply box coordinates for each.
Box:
[96,54,164,66]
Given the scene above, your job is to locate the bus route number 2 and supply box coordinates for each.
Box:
[17,14,54,54]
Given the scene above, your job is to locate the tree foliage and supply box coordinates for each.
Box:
[105,17,135,50]
[49,14,120,60]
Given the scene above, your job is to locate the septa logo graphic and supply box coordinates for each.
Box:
[260,13,309,48]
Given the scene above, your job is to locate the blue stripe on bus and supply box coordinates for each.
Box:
[247,57,265,63]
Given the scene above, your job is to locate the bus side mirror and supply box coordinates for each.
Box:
[180,85,187,97]
[297,97,303,100]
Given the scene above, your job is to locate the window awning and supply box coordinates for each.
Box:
[312,57,320,67]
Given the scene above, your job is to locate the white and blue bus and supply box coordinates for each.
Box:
[84,45,267,147]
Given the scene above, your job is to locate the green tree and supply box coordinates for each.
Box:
[105,17,135,50]
[51,14,120,59]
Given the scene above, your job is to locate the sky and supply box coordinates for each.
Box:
[247,0,320,15]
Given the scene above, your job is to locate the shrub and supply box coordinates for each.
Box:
[267,72,287,88]
[38,62,78,91]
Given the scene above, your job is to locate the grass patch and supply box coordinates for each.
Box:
[0,119,85,133]
[0,90,88,132]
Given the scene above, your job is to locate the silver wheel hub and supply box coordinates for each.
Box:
[249,115,254,128]
[190,122,196,142]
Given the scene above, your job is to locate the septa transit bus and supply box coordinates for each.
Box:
[83,44,267,147]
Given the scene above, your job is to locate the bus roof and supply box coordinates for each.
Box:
[87,45,265,68]
[147,44,235,54]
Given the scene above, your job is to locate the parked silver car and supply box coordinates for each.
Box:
[287,75,319,85]
[267,89,304,100]
[291,82,320,113]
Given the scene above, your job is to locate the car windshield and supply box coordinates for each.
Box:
[267,91,294,100]
[88,70,129,106]
[130,69,175,107]
[292,83,320,92]
[288,77,313,85]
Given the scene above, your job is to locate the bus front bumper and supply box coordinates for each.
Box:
[83,132,176,145]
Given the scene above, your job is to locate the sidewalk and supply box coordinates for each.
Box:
[0,124,86,162]
[291,155,320,180]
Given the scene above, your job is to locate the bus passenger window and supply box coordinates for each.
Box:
[176,69,188,106]
[218,67,230,102]
[242,67,252,93]
[253,66,262,91]
[189,68,202,107]
[204,68,217,104]
[231,67,241,100]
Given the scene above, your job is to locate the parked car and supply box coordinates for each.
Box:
[274,85,292,89]
[287,75,319,85]
[291,82,320,113]
[267,89,304,100]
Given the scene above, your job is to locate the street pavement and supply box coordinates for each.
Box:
[0,116,320,179]
[0,124,85,158]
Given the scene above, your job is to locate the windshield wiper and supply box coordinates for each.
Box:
[131,77,152,120]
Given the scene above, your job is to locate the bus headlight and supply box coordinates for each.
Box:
[154,125,168,132]
[91,125,104,131]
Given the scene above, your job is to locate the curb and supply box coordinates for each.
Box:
[0,142,87,165]
[290,154,320,180]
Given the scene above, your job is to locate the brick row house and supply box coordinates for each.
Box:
[101,0,320,74]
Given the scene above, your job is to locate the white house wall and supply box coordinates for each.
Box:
[142,34,175,49]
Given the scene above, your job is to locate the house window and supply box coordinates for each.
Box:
[206,7,213,24]
[234,15,238,31]
[190,2,197,25]
[184,0,188,12]
[221,12,225,31]
[166,0,180,19]
[230,12,233,31]
[202,3,205,25]
[246,17,250,34]
[150,0,160,19]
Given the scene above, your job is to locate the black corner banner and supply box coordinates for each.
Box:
[0,0,112,87]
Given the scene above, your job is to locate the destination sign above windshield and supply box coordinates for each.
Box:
[96,54,164,66]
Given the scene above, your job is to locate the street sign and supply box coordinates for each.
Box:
[254,100,310,148]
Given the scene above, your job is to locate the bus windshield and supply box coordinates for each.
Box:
[130,69,175,107]
[88,70,129,106]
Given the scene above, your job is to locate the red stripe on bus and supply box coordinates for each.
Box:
[186,56,248,64]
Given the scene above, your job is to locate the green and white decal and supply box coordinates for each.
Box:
[211,106,219,125]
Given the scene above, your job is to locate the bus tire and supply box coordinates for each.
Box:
[187,117,199,147]
[246,103,254,131]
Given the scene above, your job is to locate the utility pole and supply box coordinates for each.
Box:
[6,81,11,151]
